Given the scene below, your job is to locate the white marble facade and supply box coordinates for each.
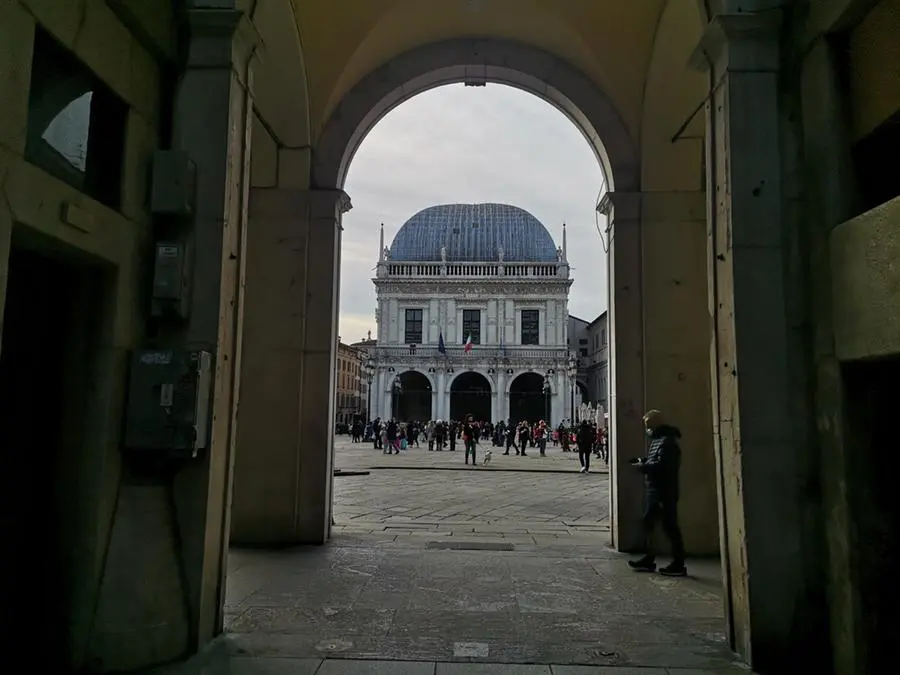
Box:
[369,203,576,424]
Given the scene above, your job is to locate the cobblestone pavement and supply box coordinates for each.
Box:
[334,435,609,474]
[148,438,747,675]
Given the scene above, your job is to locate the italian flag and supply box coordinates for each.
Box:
[464,334,473,353]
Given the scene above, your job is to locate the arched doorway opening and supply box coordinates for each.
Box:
[310,37,646,545]
[576,381,589,407]
[509,372,548,424]
[449,371,492,422]
[395,370,432,422]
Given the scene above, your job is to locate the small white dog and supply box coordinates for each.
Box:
[482,450,492,466]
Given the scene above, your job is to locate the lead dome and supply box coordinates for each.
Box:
[388,203,558,263]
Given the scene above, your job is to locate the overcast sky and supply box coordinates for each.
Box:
[339,83,608,343]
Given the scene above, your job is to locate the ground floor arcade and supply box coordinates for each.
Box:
[373,367,576,424]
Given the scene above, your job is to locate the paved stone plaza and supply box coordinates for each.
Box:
[150,438,749,674]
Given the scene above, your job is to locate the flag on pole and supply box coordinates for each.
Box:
[438,332,446,355]
[464,334,473,353]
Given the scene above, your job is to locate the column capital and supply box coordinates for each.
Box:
[187,8,261,70]
[689,10,782,73]
[309,189,353,218]
[249,188,352,220]
[597,191,641,222]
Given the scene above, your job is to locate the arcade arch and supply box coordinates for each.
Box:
[301,36,653,547]
[235,34,686,560]
[508,372,548,425]
[575,381,590,408]
[394,370,433,422]
[448,370,493,423]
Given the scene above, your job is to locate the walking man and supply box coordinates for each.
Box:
[627,409,687,576]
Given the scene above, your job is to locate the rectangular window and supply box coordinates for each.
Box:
[601,328,607,345]
[580,348,588,357]
[404,308,423,343]
[462,309,481,344]
[578,338,588,345]
[521,309,540,345]
[25,27,129,210]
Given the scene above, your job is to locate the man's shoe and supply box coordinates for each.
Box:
[659,562,688,577]
[628,557,657,572]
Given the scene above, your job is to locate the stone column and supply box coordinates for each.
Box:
[431,374,439,420]
[694,9,818,670]
[640,191,717,556]
[599,192,646,552]
[231,187,349,546]
[373,370,385,420]
[496,370,507,421]
[436,369,446,419]
[89,7,256,669]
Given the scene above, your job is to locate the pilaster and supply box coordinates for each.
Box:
[231,187,349,546]
[693,9,820,670]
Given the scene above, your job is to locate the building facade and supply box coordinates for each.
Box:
[350,332,378,420]
[584,311,609,417]
[369,203,576,424]
[334,340,365,426]
[567,314,591,408]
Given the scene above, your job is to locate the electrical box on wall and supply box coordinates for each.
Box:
[150,150,196,217]
[151,241,190,319]
[124,349,213,459]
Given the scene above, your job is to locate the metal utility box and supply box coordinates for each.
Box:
[124,349,213,458]
[151,241,191,319]
[150,150,196,217]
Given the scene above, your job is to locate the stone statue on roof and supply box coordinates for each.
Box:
[440,245,447,263]
[497,246,504,263]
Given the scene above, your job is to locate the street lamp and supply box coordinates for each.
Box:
[363,358,375,420]
[391,375,403,420]
[567,354,578,425]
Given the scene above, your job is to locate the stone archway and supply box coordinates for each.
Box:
[575,381,589,406]
[508,372,548,424]
[235,36,663,558]
[395,370,433,422]
[449,370,493,422]
[307,38,647,552]
[311,38,638,192]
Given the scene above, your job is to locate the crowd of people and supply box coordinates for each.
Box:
[346,416,608,471]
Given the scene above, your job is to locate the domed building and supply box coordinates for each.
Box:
[368,203,577,424]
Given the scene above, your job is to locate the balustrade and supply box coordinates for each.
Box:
[382,261,564,278]
[373,344,570,361]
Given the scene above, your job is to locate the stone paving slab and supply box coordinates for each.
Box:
[143,439,752,675]
[147,649,752,674]
[336,436,609,474]
[216,535,739,670]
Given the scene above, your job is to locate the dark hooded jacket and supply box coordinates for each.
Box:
[639,424,681,500]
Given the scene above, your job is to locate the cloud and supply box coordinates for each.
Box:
[340,83,609,342]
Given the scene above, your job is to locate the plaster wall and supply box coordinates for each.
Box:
[0,0,168,668]
[830,196,900,361]
[846,0,900,139]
